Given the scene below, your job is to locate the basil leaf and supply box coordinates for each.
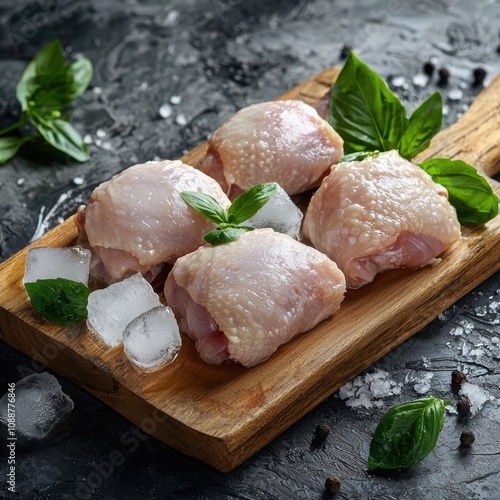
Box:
[0,136,33,164]
[338,150,380,163]
[329,51,408,154]
[398,92,443,160]
[16,39,66,111]
[67,58,93,100]
[368,397,446,471]
[420,158,499,224]
[25,278,91,325]
[29,112,89,162]
[228,183,277,224]
[204,227,251,245]
[180,191,229,225]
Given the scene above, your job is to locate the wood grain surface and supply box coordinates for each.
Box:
[1,67,499,472]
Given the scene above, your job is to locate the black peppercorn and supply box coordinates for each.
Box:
[451,369,466,386]
[423,61,435,76]
[340,45,351,59]
[460,430,475,447]
[315,422,331,441]
[457,399,471,415]
[325,476,341,494]
[472,67,487,87]
[438,66,450,86]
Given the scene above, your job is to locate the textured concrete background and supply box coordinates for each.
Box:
[1,1,499,498]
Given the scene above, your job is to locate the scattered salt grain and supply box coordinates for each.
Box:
[93,87,102,95]
[170,95,182,105]
[72,176,84,186]
[123,306,181,370]
[83,134,93,145]
[474,305,487,317]
[391,76,405,87]
[339,369,402,409]
[459,381,495,416]
[139,82,149,91]
[412,73,428,87]
[86,274,161,347]
[489,301,499,313]
[448,88,463,101]
[450,326,464,336]
[96,129,106,138]
[159,103,173,118]
[176,114,187,126]
[413,372,433,395]
[24,246,91,285]
[17,177,25,186]
[438,313,447,322]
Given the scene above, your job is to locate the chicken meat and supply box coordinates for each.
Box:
[76,160,230,284]
[303,150,461,288]
[164,229,346,367]
[197,100,344,198]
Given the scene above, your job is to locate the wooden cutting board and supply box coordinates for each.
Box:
[1,67,499,472]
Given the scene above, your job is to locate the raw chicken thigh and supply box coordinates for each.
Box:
[197,100,344,198]
[164,229,346,367]
[303,150,461,289]
[76,160,230,284]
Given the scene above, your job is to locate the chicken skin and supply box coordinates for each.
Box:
[197,100,344,198]
[76,160,230,283]
[303,150,461,288]
[164,229,346,367]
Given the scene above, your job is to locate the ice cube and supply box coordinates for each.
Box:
[123,306,181,370]
[24,246,91,285]
[0,373,73,445]
[87,274,161,347]
[242,183,303,239]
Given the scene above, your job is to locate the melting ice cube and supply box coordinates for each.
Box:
[242,183,303,239]
[24,247,91,285]
[87,274,161,347]
[123,306,182,370]
[0,372,73,445]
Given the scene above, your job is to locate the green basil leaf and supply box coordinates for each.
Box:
[227,183,277,224]
[368,397,446,471]
[67,57,93,100]
[16,39,66,111]
[338,150,380,163]
[25,278,91,325]
[420,158,499,224]
[29,112,89,162]
[329,51,408,154]
[398,92,443,160]
[180,191,229,225]
[204,227,251,245]
[0,136,33,164]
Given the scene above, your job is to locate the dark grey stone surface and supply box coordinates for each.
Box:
[0,1,499,498]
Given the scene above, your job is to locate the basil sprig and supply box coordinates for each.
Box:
[25,278,91,325]
[329,51,498,225]
[368,397,448,471]
[0,39,93,164]
[329,51,442,160]
[181,183,277,245]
